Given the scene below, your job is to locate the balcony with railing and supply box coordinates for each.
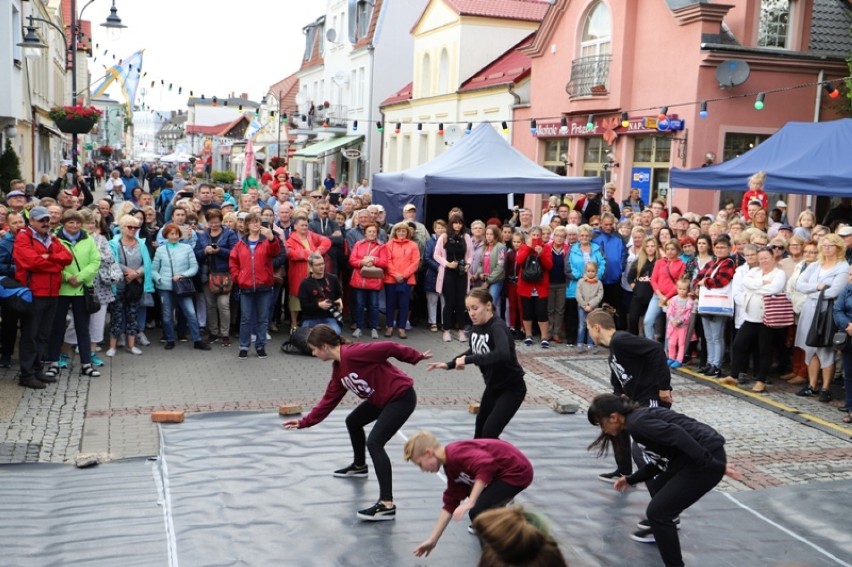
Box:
[291,102,349,133]
[565,55,612,98]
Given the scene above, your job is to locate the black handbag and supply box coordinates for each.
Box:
[167,247,197,296]
[71,250,100,314]
[805,290,836,348]
[833,331,851,351]
[120,245,144,302]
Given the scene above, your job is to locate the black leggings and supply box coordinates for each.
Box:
[475,384,527,439]
[442,269,467,331]
[730,321,776,381]
[468,479,527,521]
[521,296,547,323]
[564,298,578,344]
[345,387,416,502]
[636,445,726,567]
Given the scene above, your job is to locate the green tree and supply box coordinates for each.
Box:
[0,139,23,196]
[211,170,236,184]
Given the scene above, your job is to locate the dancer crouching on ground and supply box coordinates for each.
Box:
[282,324,431,521]
[427,287,526,438]
[587,393,741,567]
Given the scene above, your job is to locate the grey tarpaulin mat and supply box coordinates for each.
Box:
[2,409,851,566]
[0,459,167,566]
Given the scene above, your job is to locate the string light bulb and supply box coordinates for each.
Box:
[417,123,423,131]
[559,117,568,135]
[501,121,509,134]
[395,122,401,134]
[352,119,358,131]
[438,123,444,135]
[376,121,383,132]
[754,92,765,110]
[658,106,668,121]
[530,119,537,135]
[323,119,330,128]
[620,112,629,128]
[824,83,840,99]
[466,123,472,135]
[586,114,595,129]
[281,113,288,123]
[699,101,708,118]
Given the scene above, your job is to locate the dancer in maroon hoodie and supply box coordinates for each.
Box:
[283,324,432,521]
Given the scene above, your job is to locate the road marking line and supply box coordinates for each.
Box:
[721,492,852,567]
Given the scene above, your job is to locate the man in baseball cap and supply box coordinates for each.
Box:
[402,203,428,250]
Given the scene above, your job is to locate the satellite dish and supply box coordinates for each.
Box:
[332,70,349,87]
[716,60,750,88]
[326,28,337,43]
[444,124,462,146]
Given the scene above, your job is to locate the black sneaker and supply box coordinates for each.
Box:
[333,463,368,478]
[19,374,46,389]
[597,470,623,483]
[238,349,248,361]
[637,517,680,530]
[703,365,721,378]
[0,355,11,368]
[357,501,396,521]
[256,348,268,359]
[818,390,832,403]
[796,385,817,397]
[630,527,656,543]
[193,341,212,351]
[164,342,175,350]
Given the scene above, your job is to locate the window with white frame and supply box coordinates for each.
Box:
[580,2,611,61]
[357,1,371,40]
[421,53,432,97]
[758,0,792,49]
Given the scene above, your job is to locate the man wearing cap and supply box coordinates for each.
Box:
[13,206,73,389]
[5,183,28,220]
[402,204,428,252]
[776,200,788,224]
[838,225,852,265]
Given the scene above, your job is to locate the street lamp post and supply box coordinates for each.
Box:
[18,1,126,168]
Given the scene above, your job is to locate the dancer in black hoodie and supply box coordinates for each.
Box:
[585,308,673,482]
[428,287,526,438]
[588,393,741,567]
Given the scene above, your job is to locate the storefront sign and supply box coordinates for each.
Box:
[631,167,652,206]
[536,116,679,138]
[343,148,361,160]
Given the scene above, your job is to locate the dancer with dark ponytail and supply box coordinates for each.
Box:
[587,393,741,567]
[427,287,526,438]
[282,324,432,521]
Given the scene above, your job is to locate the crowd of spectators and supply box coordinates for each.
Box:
[1,165,851,423]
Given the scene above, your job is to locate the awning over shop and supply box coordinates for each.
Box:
[293,135,362,159]
[36,118,64,138]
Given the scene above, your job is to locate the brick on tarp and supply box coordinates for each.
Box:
[468,403,480,414]
[552,400,579,414]
[151,410,185,423]
[278,404,302,416]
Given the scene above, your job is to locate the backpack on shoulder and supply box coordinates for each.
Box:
[522,253,543,283]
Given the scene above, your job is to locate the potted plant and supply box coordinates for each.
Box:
[48,105,103,134]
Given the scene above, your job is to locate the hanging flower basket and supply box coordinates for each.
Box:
[97,145,114,155]
[48,105,102,134]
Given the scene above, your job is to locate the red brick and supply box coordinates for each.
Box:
[278,404,303,416]
[151,411,185,423]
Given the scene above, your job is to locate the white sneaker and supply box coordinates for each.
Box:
[105,348,116,357]
[352,329,362,338]
[457,330,467,342]
[129,347,143,355]
[136,332,151,346]
[443,330,452,342]
[371,329,379,339]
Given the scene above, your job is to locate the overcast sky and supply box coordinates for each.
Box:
[83,0,324,110]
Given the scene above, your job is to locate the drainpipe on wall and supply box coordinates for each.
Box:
[366,44,376,179]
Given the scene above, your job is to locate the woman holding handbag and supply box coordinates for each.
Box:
[196,209,237,347]
[376,222,420,339]
[694,236,737,378]
[151,223,210,352]
[719,247,787,392]
[794,234,849,401]
[349,223,384,339]
[832,264,852,423]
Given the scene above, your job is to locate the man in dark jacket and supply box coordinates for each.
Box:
[308,199,344,276]
[13,207,73,388]
[298,252,343,335]
[585,309,672,481]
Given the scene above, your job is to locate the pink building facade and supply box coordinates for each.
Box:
[514,0,850,219]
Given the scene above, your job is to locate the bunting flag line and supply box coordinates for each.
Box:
[91,50,145,108]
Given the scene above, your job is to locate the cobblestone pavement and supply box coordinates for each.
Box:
[1,327,851,492]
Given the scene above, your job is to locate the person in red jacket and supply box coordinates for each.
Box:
[740,170,768,222]
[229,212,281,360]
[13,206,73,388]
[376,222,420,339]
[285,215,331,333]
[515,227,554,348]
[283,325,432,521]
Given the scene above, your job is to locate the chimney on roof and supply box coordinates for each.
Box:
[241,93,248,101]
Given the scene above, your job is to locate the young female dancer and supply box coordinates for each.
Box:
[282,324,432,521]
[588,393,741,567]
[427,287,526,438]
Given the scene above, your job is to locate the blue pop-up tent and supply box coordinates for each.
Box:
[373,123,603,222]
[670,119,852,195]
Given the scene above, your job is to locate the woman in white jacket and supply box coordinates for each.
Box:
[720,247,786,392]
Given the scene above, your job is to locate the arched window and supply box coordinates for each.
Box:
[438,49,450,94]
[421,53,432,97]
[568,1,611,97]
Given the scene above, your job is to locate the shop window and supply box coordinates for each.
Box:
[583,137,606,178]
[631,136,672,203]
[758,0,792,49]
[543,139,570,174]
[719,133,778,211]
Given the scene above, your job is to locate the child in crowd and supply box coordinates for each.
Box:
[405,430,534,558]
[665,279,694,368]
[576,261,603,351]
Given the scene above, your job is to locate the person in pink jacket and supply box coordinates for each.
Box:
[433,214,474,342]
[376,222,420,339]
[283,325,432,522]
[645,240,686,341]
[348,223,384,339]
[665,279,694,367]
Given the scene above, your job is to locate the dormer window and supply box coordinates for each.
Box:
[758,0,792,49]
[304,25,317,61]
[357,0,371,39]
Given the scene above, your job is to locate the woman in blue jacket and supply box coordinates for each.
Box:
[833,264,852,424]
[194,209,238,346]
[151,223,210,351]
[564,224,605,346]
